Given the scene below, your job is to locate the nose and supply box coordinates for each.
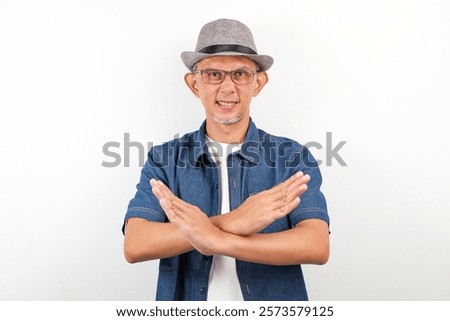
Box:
[219,74,236,94]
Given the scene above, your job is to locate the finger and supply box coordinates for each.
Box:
[159,198,174,219]
[153,180,182,208]
[290,176,309,193]
[285,173,309,190]
[150,178,158,188]
[285,196,301,213]
[276,176,309,207]
[152,187,180,214]
[150,179,171,199]
[299,174,310,185]
[279,186,301,207]
[155,180,174,198]
[265,177,301,210]
[287,181,308,202]
[292,175,310,198]
[151,180,176,205]
[152,180,197,217]
[150,179,172,198]
[160,198,182,223]
[271,172,304,196]
[151,186,163,200]
[283,171,304,188]
[274,196,301,218]
[283,174,310,198]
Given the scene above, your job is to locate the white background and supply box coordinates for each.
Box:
[1,0,449,300]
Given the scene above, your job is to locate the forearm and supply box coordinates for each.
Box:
[124,218,193,263]
[124,214,241,263]
[129,175,322,264]
[215,219,330,266]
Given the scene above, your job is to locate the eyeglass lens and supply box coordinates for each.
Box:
[200,69,255,84]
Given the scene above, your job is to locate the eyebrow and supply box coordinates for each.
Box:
[196,66,255,71]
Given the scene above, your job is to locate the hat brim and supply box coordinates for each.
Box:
[181,51,274,72]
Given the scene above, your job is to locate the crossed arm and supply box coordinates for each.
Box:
[124,172,329,266]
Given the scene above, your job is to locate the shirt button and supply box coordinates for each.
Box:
[199,288,205,295]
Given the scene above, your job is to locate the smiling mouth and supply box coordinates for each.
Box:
[216,101,239,109]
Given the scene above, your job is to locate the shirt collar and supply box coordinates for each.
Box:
[193,118,260,164]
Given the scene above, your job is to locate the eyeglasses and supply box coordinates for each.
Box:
[193,68,258,85]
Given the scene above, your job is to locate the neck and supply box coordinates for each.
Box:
[205,117,250,144]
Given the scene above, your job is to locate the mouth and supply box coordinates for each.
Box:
[216,100,239,110]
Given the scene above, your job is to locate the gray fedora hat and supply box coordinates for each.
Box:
[181,18,274,72]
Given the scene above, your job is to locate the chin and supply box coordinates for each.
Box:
[212,114,243,125]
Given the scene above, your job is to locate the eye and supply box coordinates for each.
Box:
[232,70,250,78]
[206,70,223,79]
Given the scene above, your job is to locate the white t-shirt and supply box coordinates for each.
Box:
[205,136,244,301]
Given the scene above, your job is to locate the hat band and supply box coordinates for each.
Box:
[199,44,257,55]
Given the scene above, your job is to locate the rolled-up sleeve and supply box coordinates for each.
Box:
[288,146,330,227]
[122,147,168,234]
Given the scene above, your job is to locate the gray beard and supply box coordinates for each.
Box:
[212,113,243,125]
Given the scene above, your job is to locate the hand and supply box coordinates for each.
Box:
[220,172,310,236]
[150,179,222,256]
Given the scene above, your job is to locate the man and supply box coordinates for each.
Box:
[123,18,330,301]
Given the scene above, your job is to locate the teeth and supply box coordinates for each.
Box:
[217,101,236,106]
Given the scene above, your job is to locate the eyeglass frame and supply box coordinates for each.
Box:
[192,68,259,85]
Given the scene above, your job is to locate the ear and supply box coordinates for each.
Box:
[184,73,200,98]
[252,72,269,97]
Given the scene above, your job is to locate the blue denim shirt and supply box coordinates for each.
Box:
[123,120,329,301]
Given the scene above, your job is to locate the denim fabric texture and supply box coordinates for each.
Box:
[123,119,329,301]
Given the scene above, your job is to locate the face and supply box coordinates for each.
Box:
[185,56,268,128]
